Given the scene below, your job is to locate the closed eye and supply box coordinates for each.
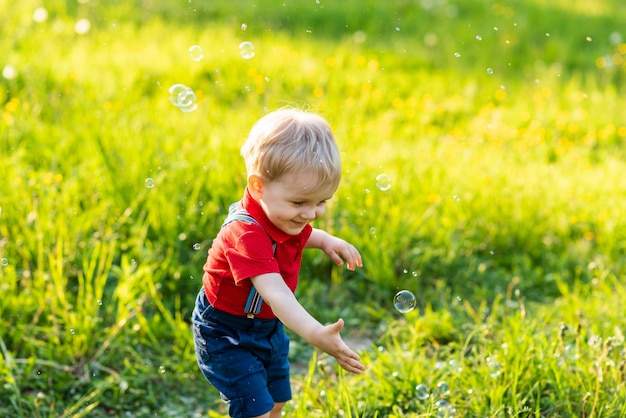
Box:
[291,198,330,207]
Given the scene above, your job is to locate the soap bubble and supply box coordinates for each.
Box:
[189,45,204,61]
[145,178,155,188]
[169,84,190,105]
[1,258,8,267]
[415,384,430,400]
[393,290,416,313]
[448,359,463,373]
[168,84,198,112]
[488,360,501,377]
[437,381,450,397]
[193,243,201,250]
[239,41,255,59]
[436,399,456,417]
[375,173,391,191]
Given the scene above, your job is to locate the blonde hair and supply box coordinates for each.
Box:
[241,108,342,190]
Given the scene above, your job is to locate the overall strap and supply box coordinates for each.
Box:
[221,201,275,318]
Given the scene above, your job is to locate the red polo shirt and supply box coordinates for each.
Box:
[202,188,313,319]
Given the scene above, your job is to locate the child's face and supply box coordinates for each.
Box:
[254,171,337,235]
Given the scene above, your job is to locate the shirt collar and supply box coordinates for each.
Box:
[241,187,300,244]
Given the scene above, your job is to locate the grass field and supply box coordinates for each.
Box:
[1,0,626,416]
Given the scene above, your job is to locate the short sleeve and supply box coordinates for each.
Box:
[224,227,280,284]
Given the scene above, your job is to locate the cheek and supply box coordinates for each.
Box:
[273,205,293,220]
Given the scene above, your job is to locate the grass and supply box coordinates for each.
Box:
[1,0,626,416]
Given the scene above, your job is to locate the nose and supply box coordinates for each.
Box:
[301,206,320,221]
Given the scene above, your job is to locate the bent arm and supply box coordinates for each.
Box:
[251,272,365,374]
[306,228,363,270]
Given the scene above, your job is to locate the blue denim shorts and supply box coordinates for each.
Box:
[192,289,291,417]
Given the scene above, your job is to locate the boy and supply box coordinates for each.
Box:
[192,108,366,418]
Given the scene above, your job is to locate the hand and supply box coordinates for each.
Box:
[252,274,365,374]
[319,234,363,271]
[313,319,366,374]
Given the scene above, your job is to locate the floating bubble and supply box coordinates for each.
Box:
[189,45,204,61]
[375,173,391,191]
[393,290,416,313]
[454,52,461,58]
[486,67,493,75]
[448,359,463,373]
[168,84,198,112]
[239,41,255,59]
[564,344,579,361]
[436,399,456,417]
[475,35,482,41]
[145,178,155,188]
[437,381,450,397]
[168,84,188,105]
[488,360,501,377]
[193,243,201,250]
[415,384,430,400]
[1,258,8,267]
[159,366,166,374]
[241,23,248,31]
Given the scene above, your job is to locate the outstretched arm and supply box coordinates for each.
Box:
[306,228,363,271]
[251,272,365,374]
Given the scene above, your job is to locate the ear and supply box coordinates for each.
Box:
[247,175,264,200]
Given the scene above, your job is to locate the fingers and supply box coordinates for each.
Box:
[333,323,366,374]
[338,353,366,374]
[328,251,346,267]
[334,244,363,271]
